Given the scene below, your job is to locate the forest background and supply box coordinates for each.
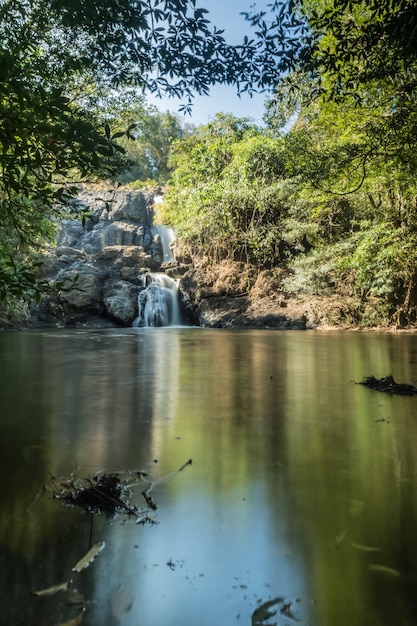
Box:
[1,0,417,328]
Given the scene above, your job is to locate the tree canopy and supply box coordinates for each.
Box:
[0,0,302,304]
[260,0,417,170]
[162,1,417,327]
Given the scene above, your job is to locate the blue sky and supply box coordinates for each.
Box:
[147,0,272,127]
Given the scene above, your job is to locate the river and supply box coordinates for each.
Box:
[1,328,417,625]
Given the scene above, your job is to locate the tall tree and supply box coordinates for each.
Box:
[255,0,417,324]
[118,110,191,184]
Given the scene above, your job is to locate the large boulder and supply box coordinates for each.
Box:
[96,245,159,271]
[73,186,149,222]
[103,280,139,326]
[103,189,148,222]
[58,271,103,310]
[56,220,85,247]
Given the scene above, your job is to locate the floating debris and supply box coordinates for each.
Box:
[111,586,134,622]
[141,458,192,511]
[34,581,70,597]
[357,375,417,395]
[45,470,152,521]
[369,564,401,577]
[33,584,86,626]
[334,528,349,548]
[72,541,106,573]
[252,597,301,625]
[43,460,193,523]
[252,598,282,625]
[281,600,301,622]
[351,542,381,553]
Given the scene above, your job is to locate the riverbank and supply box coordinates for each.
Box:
[0,179,415,332]
[173,251,403,331]
[2,253,416,332]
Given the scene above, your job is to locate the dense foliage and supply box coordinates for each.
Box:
[117,110,192,185]
[163,0,417,327]
[163,114,312,267]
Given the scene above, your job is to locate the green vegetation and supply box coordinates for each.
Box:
[163,114,310,267]
[119,110,193,185]
[160,0,417,327]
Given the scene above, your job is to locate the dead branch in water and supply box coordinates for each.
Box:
[43,460,193,522]
[357,375,417,395]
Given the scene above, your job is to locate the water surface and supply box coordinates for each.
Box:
[1,328,417,625]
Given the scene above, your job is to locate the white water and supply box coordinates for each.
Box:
[153,196,176,263]
[157,224,176,263]
[133,273,181,327]
[136,197,179,326]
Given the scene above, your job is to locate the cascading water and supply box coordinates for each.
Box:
[133,273,181,327]
[153,196,176,264]
[157,224,176,263]
[133,196,181,327]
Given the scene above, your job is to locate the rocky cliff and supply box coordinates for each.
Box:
[30,185,165,327]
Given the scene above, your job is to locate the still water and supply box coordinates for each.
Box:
[1,328,417,625]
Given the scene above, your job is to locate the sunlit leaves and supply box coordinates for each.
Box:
[118,111,188,184]
[162,114,308,267]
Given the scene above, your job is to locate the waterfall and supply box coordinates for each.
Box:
[157,225,176,263]
[153,195,176,263]
[133,196,180,327]
[133,273,181,327]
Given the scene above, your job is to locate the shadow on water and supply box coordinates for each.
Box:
[2,329,417,624]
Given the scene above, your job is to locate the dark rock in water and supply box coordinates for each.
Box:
[103,280,140,326]
[358,374,417,395]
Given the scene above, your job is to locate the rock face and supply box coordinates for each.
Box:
[174,249,360,329]
[176,257,310,329]
[31,186,164,327]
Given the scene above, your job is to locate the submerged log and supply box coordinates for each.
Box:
[358,374,417,395]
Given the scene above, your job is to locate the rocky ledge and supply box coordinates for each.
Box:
[170,247,361,330]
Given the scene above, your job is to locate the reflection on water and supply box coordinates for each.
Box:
[1,328,417,625]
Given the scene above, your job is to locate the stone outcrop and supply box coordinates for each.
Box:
[174,249,360,329]
[176,256,310,329]
[30,186,164,327]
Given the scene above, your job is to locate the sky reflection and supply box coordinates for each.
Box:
[2,329,417,625]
